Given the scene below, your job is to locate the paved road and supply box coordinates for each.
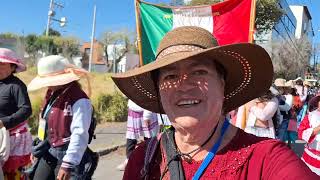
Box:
[93,147,126,180]
[89,122,127,153]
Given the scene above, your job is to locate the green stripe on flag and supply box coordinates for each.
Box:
[140,2,173,64]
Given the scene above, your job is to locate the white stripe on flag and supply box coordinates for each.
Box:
[172,6,213,33]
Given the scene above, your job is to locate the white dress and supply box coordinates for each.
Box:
[244,97,279,139]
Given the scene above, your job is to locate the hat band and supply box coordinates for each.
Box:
[0,55,20,63]
[157,45,205,60]
[38,68,77,78]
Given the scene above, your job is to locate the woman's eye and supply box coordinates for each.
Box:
[192,70,208,75]
[163,74,178,80]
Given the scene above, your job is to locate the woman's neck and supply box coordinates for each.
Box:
[174,119,237,161]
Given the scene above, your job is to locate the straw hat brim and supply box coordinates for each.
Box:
[0,58,26,72]
[112,43,273,113]
[27,73,80,91]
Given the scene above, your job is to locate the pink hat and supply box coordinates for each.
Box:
[0,48,26,72]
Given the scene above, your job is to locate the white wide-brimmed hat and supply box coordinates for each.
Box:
[0,48,26,72]
[28,55,88,91]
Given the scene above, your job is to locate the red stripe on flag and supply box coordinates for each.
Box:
[211,0,253,45]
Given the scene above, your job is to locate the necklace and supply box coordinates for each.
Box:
[167,122,219,163]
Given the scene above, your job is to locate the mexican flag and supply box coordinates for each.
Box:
[136,0,256,65]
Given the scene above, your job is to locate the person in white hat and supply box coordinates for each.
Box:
[0,48,33,179]
[28,55,93,180]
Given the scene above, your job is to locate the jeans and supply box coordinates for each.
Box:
[33,147,90,180]
[277,119,289,142]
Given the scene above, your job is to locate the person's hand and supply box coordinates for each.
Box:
[57,168,71,180]
[30,154,37,164]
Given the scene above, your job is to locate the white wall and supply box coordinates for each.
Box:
[290,5,312,39]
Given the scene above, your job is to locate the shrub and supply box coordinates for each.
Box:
[28,95,42,134]
[94,92,128,122]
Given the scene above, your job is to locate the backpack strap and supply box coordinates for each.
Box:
[141,133,162,180]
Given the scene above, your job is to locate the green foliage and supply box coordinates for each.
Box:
[187,0,284,34]
[42,28,61,36]
[94,92,128,122]
[53,36,80,58]
[0,33,19,39]
[28,95,43,134]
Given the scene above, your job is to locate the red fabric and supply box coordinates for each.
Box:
[123,129,318,180]
[42,82,89,147]
[2,154,31,173]
[212,0,253,45]
[298,114,316,143]
[302,151,320,168]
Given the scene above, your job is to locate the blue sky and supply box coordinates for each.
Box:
[0,0,319,44]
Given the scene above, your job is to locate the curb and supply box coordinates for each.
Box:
[96,143,126,157]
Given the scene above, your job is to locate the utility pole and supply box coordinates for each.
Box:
[46,0,54,36]
[89,5,97,72]
[46,0,65,36]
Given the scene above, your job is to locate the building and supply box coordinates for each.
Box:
[81,39,108,72]
[289,5,314,40]
[255,0,297,55]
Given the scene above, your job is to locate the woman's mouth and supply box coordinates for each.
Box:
[176,99,201,107]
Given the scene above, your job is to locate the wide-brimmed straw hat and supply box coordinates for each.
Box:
[112,26,273,113]
[28,55,88,91]
[285,80,295,88]
[274,78,287,87]
[304,80,313,87]
[0,48,26,72]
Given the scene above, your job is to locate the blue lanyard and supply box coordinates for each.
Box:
[43,97,58,119]
[192,119,230,180]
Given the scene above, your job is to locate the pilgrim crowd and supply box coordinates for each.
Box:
[1,26,320,180]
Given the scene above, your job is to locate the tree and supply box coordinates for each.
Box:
[271,35,312,79]
[53,36,80,59]
[24,34,40,59]
[101,29,136,72]
[42,28,61,36]
[187,0,283,35]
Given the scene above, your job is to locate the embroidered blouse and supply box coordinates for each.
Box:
[123,129,318,180]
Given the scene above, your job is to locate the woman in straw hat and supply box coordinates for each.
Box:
[28,55,93,180]
[298,95,320,175]
[0,48,33,179]
[112,26,317,179]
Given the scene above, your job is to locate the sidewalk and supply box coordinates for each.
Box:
[89,122,127,156]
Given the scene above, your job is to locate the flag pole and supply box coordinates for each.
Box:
[249,0,257,43]
[135,0,144,66]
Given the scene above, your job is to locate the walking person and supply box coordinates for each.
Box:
[298,95,320,175]
[28,55,94,180]
[112,26,317,179]
[117,99,159,171]
[0,48,33,180]
[274,78,293,142]
[244,88,279,139]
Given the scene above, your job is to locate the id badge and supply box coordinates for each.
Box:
[38,118,46,141]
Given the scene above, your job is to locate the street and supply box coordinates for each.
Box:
[93,147,126,180]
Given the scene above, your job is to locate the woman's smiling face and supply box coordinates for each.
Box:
[158,58,225,131]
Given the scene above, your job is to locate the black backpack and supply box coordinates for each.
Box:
[88,106,97,144]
